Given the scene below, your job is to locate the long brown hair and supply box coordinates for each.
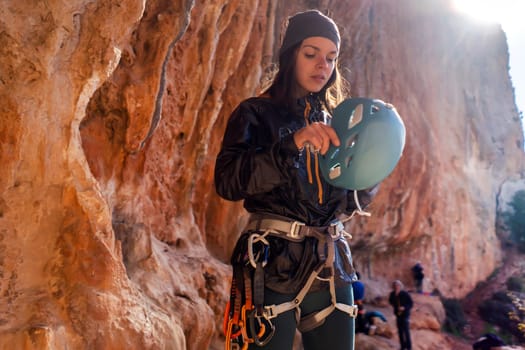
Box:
[262,44,349,114]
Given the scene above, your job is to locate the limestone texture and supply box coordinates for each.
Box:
[1,0,524,349]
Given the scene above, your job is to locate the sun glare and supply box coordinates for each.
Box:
[453,0,525,143]
[453,0,497,23]
[452,0,523,30]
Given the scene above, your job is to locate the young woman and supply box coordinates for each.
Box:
[215,10,378,350]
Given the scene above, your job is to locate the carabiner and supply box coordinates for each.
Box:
[247,310,275,347]
[247,233,269,268]
[225,319,243,350]
[240,305,255,346]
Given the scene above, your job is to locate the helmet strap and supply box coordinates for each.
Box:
[342,190,371,223]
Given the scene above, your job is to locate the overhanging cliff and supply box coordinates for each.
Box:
[1,0,524,348]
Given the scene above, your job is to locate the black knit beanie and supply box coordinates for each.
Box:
[279,10,340,57]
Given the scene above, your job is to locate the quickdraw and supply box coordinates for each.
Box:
[224,231,273,349]
[224,277,243,349]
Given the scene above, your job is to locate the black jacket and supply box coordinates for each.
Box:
[215,95,378,293]
[215,95,376,226]
[389,290,413,319]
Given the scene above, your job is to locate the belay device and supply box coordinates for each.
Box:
[319,98,406,190]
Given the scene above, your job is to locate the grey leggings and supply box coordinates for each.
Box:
[248,285,355,350]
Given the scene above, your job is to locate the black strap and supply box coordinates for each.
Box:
[253,261,265,315]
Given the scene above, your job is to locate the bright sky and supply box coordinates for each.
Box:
[452,0,525,131]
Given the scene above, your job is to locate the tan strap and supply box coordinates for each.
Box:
[245,214,344,241]
[260,229,358,333]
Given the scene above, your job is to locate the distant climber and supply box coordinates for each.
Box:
[389,280,413,350]
[352,278,389,336]
[352,280,369,334]
[411,261,424,293]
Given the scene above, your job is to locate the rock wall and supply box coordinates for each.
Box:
[341,1,525,297]
[1,0,524,348]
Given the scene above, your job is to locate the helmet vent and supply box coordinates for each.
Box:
[371,104,380,114]
[346,134,358,149]
[328,164,341,179]
[345,155,353,168]
[348,103,363,129]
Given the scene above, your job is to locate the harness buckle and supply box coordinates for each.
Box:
[261,305,277,320]
[329,220,352,240]
[289,221,305,238]
[350,304,359,318]
[328,221,342,238]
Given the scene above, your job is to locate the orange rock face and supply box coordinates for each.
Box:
[1,0,524,349]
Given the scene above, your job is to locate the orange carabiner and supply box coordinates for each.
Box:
[225,319,234,349]
[223,301,231,336]
[240,305,255,344]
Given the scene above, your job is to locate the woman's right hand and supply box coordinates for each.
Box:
[293,122,340,155]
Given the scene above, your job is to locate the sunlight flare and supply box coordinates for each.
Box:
[452,0,524,30]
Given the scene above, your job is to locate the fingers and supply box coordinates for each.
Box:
[293,122,340,155]
[323,124,340,147]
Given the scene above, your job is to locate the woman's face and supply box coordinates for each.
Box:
[294,36,338,98]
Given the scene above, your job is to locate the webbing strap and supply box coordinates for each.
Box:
[262,233,358,332]
[245,215,339,242]
[335,302,359,317]
[262,259,325,319]
[253,262,264,311]
[297,232,338,332]
[227,216,358,349]
[243,268,253,309]
[298,304,335,332]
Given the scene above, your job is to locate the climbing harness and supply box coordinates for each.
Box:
[223,215,360,349]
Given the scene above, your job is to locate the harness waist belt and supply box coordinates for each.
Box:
[245,215,344,241]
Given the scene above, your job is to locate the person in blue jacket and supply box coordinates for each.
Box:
[215,9,378,350]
